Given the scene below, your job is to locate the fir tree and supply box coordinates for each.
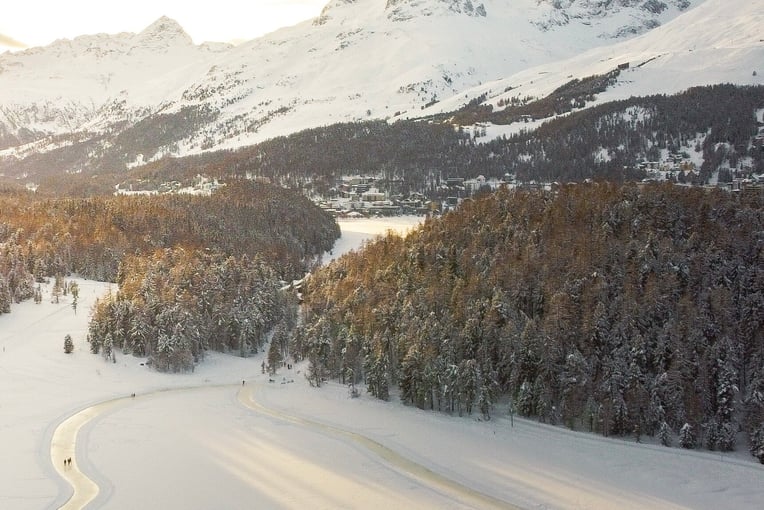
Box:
[0,276,10,314]
[70,282,79,314]
[750,424,764,464]
[63,334,74,354]
[679,423,695,449]
[658,421,672,447]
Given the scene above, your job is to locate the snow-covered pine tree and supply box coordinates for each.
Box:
[364,350,390,400]
[267,324,287,374]
[442,362,459,413]
[458,359,479,416]
[70,281,79,314]
[517,380,535,417]
[679,422,695,449]
[750,424,764,464]
[63,334,74,354]
[400,345,425,408]
[51,274,62,304]
[0,276,10,313]
[477,368,497,420]
[658,421,672,447]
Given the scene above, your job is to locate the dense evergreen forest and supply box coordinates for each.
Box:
[294,183,764,462]
[88,249,295,372]
[0,180,339,371]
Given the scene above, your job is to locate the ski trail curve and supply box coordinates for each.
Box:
[237,384,519,510]
[50,384,236,509]
[50,398,126,510]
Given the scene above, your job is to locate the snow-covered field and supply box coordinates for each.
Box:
[2,215,763,510]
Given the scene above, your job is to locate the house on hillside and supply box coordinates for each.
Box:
[361,189,386,202]
[442,196,461,212]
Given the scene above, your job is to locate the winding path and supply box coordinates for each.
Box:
[50,398,127,509]
[50,382,518,509]
[49,385,229,509]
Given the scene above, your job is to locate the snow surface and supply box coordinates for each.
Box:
[1,216,763,510]
[322,215,425,264]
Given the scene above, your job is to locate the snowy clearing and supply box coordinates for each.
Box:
[1,216,762,509]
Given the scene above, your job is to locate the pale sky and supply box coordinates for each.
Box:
[0,0,328,50]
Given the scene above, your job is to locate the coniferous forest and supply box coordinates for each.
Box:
[295,183,764,462]
[0,180,339,371]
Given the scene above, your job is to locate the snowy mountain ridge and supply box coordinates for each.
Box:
[0,0,760,178]
[427,0,763,119]
[532,0,694,35]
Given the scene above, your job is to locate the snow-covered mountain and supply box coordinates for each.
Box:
[430,0,763,118]
[531,0,697,36]
[0,0,759,177]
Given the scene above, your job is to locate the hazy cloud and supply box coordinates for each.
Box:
[0,33,27,49]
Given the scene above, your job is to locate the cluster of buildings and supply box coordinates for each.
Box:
[316,177,427,217]
[113,176,225,196]
[638,149,702,183]
[315,174,517,217]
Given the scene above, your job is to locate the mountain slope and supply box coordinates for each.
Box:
[428,0,762,120]
[0,0,753,180]
[0,17,228,135]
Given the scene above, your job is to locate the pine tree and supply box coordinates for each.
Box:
[0,276,11,314]
[70,281,79,314]
[750,424,764,464]
[51,274,63,304]
[658,421,672,447]
[63,334,74,354]
[712,339,739,451]
[400,345,425,408]
[477,369,497,420]
[365,351,390,400]
[679,423,695,449]
[458,359,479,416]
[103,332,114,362]
[517,380,535,417]
[267,331,284,375]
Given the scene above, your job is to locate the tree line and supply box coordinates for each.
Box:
[0,180,338,282]
[294,183,764,462]
[0,180,339,371]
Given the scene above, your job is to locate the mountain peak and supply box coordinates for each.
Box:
[313,0,360,26]
[532,0,698,37]
[134,16,193,49]
[385,0,487,21]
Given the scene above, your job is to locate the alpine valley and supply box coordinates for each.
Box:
[1,3,764,506]
[0,0,761,190]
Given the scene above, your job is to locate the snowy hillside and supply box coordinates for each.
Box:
[0,0,709,174]
[429,0,763,118]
